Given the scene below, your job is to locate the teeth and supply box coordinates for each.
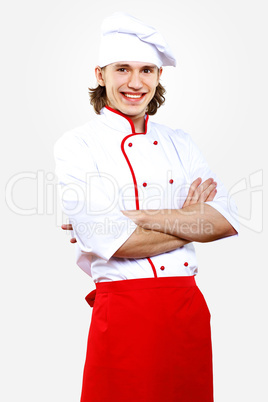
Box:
[124,93,143,99]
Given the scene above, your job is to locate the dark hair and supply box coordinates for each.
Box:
[88,79,166,116]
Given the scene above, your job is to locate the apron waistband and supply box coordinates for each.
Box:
[85,276,196,307]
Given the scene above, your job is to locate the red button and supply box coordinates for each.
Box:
[128,143,133,147]
[153,141,158,145]
[169,179,174,184]
[184,262,188,267]
[143,182,147,187]
[160,266,165,271]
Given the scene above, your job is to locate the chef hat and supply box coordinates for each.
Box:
[98,12,176,68]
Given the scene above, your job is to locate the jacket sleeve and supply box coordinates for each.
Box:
[54,131,137,261]
[182,130,239,234]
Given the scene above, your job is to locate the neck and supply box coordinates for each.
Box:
[130,115,146,133]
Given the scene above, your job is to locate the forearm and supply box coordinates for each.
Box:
[123,204,237,243]
[113,226,190,259]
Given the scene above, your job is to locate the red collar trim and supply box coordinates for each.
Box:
[105,106,149,134]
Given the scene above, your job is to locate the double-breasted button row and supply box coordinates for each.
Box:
[141,179,174,187]
[127,140,159,147]
[127,140,176,185]
[128,141,158,147]
[159,262,189,271]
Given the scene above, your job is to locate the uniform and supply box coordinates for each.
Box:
[54,106,238,401]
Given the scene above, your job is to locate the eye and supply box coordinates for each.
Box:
[143,69,152,74]
[118,68,128,72]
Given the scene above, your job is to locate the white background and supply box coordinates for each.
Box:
[1,0,267,401]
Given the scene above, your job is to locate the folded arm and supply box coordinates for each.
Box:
[62,178,236,258]
[62,223,189,258]
[122,203,237,244]
[113,226,190,259]
[113,177,216,257]
[120,177,236,247]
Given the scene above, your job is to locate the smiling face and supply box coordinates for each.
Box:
[95,62,162,128]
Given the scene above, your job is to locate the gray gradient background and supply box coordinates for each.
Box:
[1,1,267,401]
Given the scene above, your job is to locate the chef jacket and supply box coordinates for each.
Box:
[54,106,239,283]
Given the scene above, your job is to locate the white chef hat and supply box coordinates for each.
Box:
[98,12,176,68]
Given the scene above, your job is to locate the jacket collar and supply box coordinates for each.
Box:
[100,106,150,134]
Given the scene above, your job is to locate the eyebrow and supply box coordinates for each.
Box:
[113,63,157,70]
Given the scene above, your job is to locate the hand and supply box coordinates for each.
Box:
[61,223,77,243]
[182,177,217,208]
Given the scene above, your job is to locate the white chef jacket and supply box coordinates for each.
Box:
[54,106,239,283]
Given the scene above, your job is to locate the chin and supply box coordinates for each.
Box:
[121,105,146,116]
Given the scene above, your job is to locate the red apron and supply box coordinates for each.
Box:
[81,276,213,402]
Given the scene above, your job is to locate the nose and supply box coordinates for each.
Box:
[127,71,143,90]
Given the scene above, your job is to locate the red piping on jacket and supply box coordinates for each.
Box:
[105,106,158,279]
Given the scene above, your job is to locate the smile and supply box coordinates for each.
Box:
[122,93,145,99]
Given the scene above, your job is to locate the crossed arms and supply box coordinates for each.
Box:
[62,177,237,259]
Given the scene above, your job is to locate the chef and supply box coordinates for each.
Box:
[54,12,239,402]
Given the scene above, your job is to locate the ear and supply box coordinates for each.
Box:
[157,67,163,84]
[95,66,105,87]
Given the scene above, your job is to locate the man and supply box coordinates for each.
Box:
[54,12,238,402]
